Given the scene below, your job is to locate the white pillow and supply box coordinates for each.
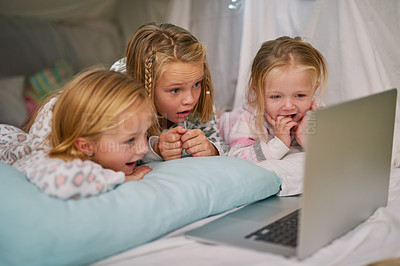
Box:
[0,75,28,127]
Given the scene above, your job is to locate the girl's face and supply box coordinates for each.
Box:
[92,103,153,175]
[264,67,316,122]
[154,61,204,128]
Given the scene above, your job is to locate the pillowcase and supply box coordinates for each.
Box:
[0,156,281,266]
[0,75,28,127]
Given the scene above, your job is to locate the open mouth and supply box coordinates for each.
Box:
[177,110,191,117]
[281,114,297,118]
[126,161,136,168]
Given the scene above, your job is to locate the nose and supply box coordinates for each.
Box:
[182,89,195,105]
[135,136,149,156]
[283,98,295,110]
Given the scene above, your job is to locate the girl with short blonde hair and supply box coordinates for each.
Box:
[228,36,328,162]
[1,68,156,199]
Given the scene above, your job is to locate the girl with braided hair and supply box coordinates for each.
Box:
[111,23,226,162]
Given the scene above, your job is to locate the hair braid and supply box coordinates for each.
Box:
[144,54,155,98]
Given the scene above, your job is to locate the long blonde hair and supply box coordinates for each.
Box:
[248,36,328,138]
[125,22,214,134]
[44,68,155,161]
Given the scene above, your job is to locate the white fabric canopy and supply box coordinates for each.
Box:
[1,0,399,110]
[1,0,399,161]
[233,0,400,111]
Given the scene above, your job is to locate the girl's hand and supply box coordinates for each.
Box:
[294,117,307,148]
[294,101,318,148]
[181,129,218,157]
[266,113,297,147]
[125,165,152,182]
[156,126,188,161]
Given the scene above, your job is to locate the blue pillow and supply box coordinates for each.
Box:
[0,156,281,265]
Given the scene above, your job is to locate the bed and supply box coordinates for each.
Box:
[94,169,400,266]
[1,152,400,266]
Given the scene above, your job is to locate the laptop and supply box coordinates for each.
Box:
[185,88,397,259]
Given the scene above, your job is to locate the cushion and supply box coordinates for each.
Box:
[0,156,281,265]
[25,60,74,105]
[0,75,28,127]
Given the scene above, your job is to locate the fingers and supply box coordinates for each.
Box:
[159,126,187,143]
[161,148,183,161]
[265,112,276,126]
[181,129,218,156]
[159,127,218,159]
[159,138,182,150]
[274,116,297,147]
[310,101,318,111]
[185,143,218,157]
[158,126,188,161]
[125,165,152,182]
[294,121,307,148]
[275,116,297,130]
[174,126,188,135]
[292,113,302,123]
[181,129,205,150]
[180,128,202,143]
[159,139,183,161]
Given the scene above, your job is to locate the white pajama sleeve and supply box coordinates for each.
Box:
[227,112,290,162]
[140,136,163,164]
[257,137,291,160]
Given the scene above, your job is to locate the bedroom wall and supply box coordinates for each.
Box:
[0,0,121,126]
[0,0,192,77]
[0,0,243,126]
[0,0,122,77]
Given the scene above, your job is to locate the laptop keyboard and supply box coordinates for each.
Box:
[245,209,299,247]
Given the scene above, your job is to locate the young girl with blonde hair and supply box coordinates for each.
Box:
[0,68,155,199]
[228,36,328,161]
[111,23,226,161]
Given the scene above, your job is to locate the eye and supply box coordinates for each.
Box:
[170,88,180,94]
[296,94,307,98]
[193,81,202,88]
[126,138,135,144]
[270,95,281,99]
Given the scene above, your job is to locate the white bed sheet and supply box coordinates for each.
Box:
[93,163,400,266]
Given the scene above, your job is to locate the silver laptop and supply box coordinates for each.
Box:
[185,88,397,259]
